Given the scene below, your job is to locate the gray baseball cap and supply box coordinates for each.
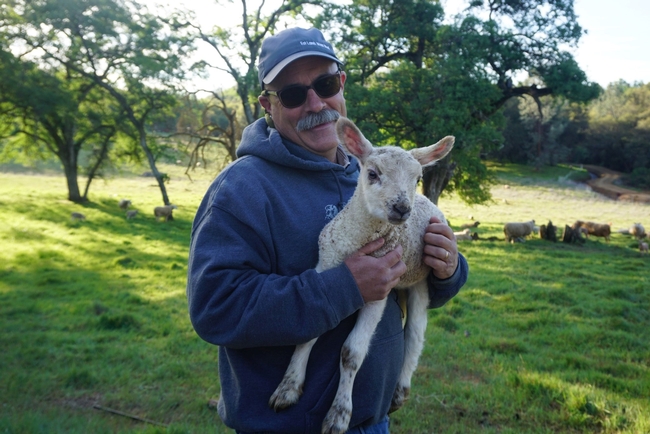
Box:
[258,27,341,88]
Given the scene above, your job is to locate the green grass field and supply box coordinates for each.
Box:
[0,162,648,433]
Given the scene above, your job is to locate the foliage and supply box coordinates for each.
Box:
[0,42,121,202]
[177,0,324,126]
[1,166,649,433]
[582,81,650,178]
[0,0,195,205]
[314,0,601,205]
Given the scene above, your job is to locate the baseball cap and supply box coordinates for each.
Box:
[258,27,341,88]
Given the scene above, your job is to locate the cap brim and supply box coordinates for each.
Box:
[262,51,341,84]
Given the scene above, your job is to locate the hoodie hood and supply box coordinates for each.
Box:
[237,118,355,173]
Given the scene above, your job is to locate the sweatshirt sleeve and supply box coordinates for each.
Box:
[426,251,469,308]
[187,194,365,350]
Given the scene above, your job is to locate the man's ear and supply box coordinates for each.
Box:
[259,95,272,112]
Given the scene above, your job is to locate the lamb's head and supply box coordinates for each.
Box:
[336,117,454,224]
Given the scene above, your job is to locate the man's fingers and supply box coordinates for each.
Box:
[356,237,385,256]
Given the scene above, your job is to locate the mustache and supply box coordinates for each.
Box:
[296,110,340,132]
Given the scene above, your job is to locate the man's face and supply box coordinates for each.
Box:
[259,56,347,162]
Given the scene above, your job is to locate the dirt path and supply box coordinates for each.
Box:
[582,164,650,203]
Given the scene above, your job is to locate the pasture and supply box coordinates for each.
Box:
[0,163,648,433]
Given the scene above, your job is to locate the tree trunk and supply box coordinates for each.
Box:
[83,129,114,199]
[422,159,456,205]
[62,160,84,203]
[138,127,171,206]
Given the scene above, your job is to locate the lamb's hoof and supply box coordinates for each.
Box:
[268,382,302,411]
[321,405,351,434]
[389,385,410,413]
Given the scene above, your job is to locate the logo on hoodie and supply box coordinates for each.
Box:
[325,204,338,220]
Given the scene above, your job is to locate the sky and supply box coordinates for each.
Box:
[571,0,650,87]
[165,0,650,90]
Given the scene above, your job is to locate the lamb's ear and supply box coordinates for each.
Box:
[411,136,455,168]
[336,117,373,163]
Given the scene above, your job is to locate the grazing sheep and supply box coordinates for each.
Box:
[503,220,535,243]
[460,221,480,229]
[126,210,138,219]
[268,117,454,434]
[640,241,649,254]
[630,223,647,240]
[572,220,611,242]
[154,205,177,221]
[454,228,474,241]
[70,212,86,221]
[118,199,132,210]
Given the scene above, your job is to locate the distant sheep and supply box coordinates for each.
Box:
[118,199,132,210]
[71,212,86,221]
[454,228,474,241]
[126,210,138,219]
[459,221,480,229]
[154,204,177,221]
[572,220,611,242]
[503,220,535,243]
[640,241,649,254]
[630,223,646,240]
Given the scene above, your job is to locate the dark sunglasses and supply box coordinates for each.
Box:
[262,72,341,108]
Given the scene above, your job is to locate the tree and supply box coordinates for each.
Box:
[582,81,650,184]
[2,0,195,206]
[0,50,119,202]
[180,0,324,126]
[316,0,601,204]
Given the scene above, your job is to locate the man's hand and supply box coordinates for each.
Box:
[344,238,406,303]
[423,216,458,280]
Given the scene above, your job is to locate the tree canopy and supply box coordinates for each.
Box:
[313,0,602,204]
[0,0,193,204]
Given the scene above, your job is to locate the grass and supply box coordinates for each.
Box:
[0,162,648,433]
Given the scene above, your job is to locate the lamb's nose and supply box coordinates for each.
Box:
[393,203,411,219]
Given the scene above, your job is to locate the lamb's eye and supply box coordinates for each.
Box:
[368,170,378,181]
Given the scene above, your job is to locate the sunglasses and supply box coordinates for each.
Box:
[262,72,342,108]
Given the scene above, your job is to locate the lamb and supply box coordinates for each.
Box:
[572,220,611,242]
[630,222,646,240]
[154,205,177,221]
[639,241,649,254]
[126,210,138,219]
[503,220,535,243]
[70,212,86,221]
[268,117,454,434]
[118,199,132,210]
[454,228,474,241]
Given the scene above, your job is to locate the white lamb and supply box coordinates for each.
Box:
[503,220,536,243]
[630,222,646,240]
[154,204,177,221]
[454,228,474,241]
[268,117,454,434]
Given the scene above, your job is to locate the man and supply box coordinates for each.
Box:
[187,27,468,433]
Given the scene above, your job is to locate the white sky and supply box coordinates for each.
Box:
[159,0,650,90]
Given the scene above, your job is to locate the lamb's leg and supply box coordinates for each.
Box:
[269,337,318,411]
[390,282,430,413]
[322,299,387,434]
